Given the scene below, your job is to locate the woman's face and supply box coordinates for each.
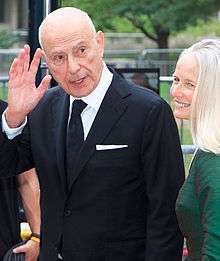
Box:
[170,53,198,120]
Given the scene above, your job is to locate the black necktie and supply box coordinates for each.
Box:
[66,99,87,186]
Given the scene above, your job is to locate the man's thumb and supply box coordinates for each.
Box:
[13,244,26,253]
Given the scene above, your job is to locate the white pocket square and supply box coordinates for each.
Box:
[96,145,128,150]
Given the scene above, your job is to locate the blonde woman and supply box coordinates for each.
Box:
[171,39,220,260]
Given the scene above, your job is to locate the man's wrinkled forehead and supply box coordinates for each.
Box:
[39,7,96,49]
[46,37,96,58]
[41,27,96,55]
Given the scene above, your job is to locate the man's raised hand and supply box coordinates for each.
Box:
[6,45,51,128]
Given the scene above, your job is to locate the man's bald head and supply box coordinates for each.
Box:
[38,7,105,98]
[39,7,96,50]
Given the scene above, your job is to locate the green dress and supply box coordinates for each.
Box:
[176,149,220,260]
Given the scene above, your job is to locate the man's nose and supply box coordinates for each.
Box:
[67,55,80,74]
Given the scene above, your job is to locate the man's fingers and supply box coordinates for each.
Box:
[9,58,18,81]
[13,244,26,253]
[38,74,52,94]
[37,75,52,99]
[23,45,30,72]
[16,49,26,76]
[13,240,39,261]
[29,48,43,76]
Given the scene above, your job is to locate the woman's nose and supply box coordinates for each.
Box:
[170,83,182,98]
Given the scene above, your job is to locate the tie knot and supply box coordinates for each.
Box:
[72,99,87,116]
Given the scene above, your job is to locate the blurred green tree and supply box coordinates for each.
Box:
[0,30,18,48]
[61,0,220,48]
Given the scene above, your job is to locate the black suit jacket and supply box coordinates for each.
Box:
[0,70,185,261]
[0,100,20,259]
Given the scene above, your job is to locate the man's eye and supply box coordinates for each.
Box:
[52,55,65,65]
[79,47,86,54]
[55,55,64,61]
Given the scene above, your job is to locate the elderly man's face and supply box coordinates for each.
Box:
[43,29,104,97]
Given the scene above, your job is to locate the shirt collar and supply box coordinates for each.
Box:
[70,63,113,111]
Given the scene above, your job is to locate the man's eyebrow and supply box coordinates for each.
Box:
[51,51,65,55]
[49,41,90,56]
[72,41,88,49]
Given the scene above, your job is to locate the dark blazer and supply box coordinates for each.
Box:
[0,100,20,259]
[0,70,185,261]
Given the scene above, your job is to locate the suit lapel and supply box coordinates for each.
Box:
[68,73,131,190]
[51,87,69,193]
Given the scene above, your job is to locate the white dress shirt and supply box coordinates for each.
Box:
[70,63,113,140]
[2,63,113,140]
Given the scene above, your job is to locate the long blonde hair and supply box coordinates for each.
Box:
[182,39,220,154]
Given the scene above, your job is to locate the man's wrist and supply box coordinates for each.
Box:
[30,232,41,243]
[5,108,26,128]
[31,232,40,239]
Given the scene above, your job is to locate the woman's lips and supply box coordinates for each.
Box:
[174,100,190,108]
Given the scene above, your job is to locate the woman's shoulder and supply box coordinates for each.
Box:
[195,150,220,169]
[193,149,220,187]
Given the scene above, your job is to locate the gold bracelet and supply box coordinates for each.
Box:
[30,236,40,243]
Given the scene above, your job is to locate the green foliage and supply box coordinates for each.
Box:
[108,17,138,33]
[160,82,170,103]
[184,18,220,37]
[0,82,8,101]
[0,29,18,48]
[61,0,220,48]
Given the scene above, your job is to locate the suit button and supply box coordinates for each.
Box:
[64,209,71,217]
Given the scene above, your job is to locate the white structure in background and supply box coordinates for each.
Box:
[0,0,28,30]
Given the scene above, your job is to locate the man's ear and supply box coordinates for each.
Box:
[96,31,105,57]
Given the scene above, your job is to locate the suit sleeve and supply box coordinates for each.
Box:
[141,100,184,260]
[196,158,220,260]
[0,118,34,178]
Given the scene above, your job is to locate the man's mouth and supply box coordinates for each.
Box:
[69,76,87,85]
